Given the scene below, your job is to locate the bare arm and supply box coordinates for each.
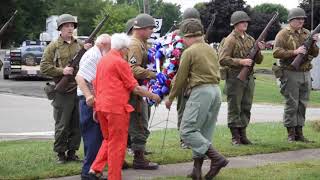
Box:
[132,86,161,103]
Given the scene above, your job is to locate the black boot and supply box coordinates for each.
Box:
[187,157,204,180]
[239,127,252,145]
[66,150,82,162]
[57,152,66,164]
[204,145,229,180]
[295,126,313,143]
[286,127,295,143]
[229,127,241,145]
[133,150,158,170]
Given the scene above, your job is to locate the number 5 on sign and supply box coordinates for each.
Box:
[154,19,162,33]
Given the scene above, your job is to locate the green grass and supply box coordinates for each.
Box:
[1,122,320,179]
[219,74,320,106]
[153,160,320,180]
[256,50,277,69]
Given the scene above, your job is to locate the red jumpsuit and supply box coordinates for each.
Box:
[91,49,138,180]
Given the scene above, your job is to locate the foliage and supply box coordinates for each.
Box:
[196,0,251,43]
[95,2,139,34]
[149,0,181,35]
[299,0,320,30]
[247,11,281,41]
[253,3,288,23]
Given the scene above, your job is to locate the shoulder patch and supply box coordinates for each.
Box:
[129,56,137,64]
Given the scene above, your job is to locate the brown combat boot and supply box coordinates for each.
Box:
[204,145,229,180]
[239,127,252,145]
[133,150,159,170]
[187,157,204,180]
[295,126,314,143]
[286,127,295,142]
[229,128,241,145]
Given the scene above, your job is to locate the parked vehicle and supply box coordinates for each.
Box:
[3,40,49,79]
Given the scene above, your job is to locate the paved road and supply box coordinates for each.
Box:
[1,93,320,140]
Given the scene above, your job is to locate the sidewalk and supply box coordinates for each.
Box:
[51,148,320,180]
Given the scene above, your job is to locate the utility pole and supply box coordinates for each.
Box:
[311,0,314,29]
[143,0,150,14]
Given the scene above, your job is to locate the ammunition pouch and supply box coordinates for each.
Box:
[44,82,56,100]
[272,63,283,79]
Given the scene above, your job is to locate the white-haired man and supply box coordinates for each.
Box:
[75,34,111,180]
[88,33,161,180]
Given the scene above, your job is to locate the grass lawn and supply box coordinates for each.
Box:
[1,122,320,179]
[153,160,320,180]
[219,74,320,106]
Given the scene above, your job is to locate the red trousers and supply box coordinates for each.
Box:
[91,111,129,180]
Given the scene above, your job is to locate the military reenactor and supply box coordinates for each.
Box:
[218,11,265,145]
[126,13,159,170]
[175,7,201,149]
[165,18,228,180]
[40,14,92,163]
[273,7,319,142]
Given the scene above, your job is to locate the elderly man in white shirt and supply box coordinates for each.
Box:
[75,34,111,180]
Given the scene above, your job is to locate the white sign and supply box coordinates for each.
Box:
[154,19,163,33]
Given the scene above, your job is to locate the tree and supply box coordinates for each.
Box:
[247,11,281,41]
[196,0,251,43]
[253,3,288,23]
[117,0,181,35]
[149,0,181,35]
[95,2,139,34]
[47,0,106,36]
[0,0,16,47]
[299,0,320,30]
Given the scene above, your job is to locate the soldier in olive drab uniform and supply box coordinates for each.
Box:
[127,13,159,170]
[165,19,228,180]
[218,11,265,145]
[273,7,319,143]
[174,8,201,149]
[40,14,91,163]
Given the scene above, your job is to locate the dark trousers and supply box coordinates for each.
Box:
[79,96,103,175]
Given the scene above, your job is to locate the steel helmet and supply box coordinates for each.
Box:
[133,13,156,29]
[230,11,251,26]
[56,14,77,30]
[288,7,307,21]
[179,18,204,37]
[182,8,201,20]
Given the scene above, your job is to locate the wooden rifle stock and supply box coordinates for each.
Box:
[290,23,320,70]
[54,14,109,92]
[237,12,279,81]
[0,10,18,37]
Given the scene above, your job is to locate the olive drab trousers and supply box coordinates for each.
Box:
[51,92,81,153]
[180,84,221,158]
[280,70,311,127]
[128,94,150,151]
[225,71,254,128]
[176,88,188,130]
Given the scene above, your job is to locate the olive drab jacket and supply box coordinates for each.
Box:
[273,26,319,71]
[40,36,82,92]
[219,30,263,70]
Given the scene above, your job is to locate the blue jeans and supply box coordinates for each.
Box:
[79,96,103,175]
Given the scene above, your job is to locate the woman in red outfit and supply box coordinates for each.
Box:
[89,33,161,180]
